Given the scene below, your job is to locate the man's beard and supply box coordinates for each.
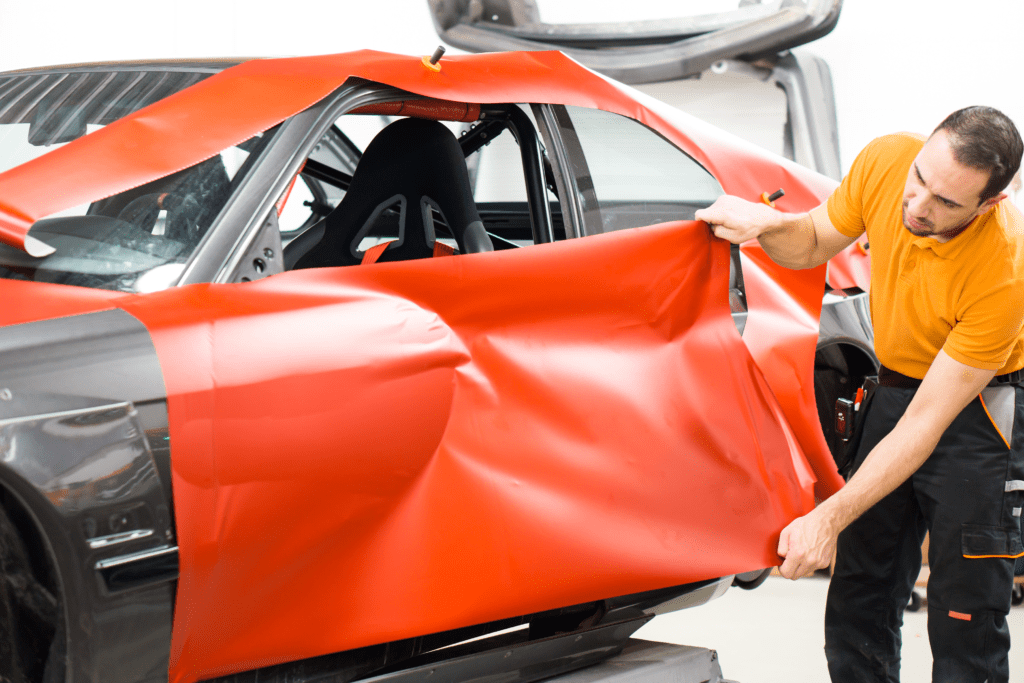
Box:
[902,206,974,240]
[902,207,935,236]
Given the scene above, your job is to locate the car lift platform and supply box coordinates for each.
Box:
[544,639,738,683]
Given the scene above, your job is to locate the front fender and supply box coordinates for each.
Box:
[0,308,175,683]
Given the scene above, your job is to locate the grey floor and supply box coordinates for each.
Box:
[634,576,1024,682]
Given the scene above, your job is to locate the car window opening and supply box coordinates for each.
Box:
[280,99,567,271]
[552,104,724,236]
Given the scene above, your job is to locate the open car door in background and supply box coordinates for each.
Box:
[428,0,844,180]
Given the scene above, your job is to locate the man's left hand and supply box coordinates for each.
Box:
[777,508,838,580]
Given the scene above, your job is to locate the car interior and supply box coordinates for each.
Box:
[278,98,570,275]
[287,117,494,269]
[275,95,749,332]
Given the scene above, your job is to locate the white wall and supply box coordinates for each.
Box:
[0,0,443,70]
[811,0,1023,176]
[0,0,1021,179]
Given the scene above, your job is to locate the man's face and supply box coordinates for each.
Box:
[901,129,997,242]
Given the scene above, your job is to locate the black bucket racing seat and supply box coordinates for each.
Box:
[292,118,493,269]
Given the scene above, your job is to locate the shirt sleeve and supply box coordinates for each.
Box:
[944,278,1024,370]
[826,141,875,239]
[827,134,922,240]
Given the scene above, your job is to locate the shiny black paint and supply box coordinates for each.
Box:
[0,308,175,683]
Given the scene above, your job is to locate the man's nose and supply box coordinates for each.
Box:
[906,191,930,219]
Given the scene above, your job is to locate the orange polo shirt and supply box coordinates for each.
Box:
[828,133,1024,379]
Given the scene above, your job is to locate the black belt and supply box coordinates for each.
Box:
[878,365,1024,389]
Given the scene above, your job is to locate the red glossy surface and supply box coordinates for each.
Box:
[0,49,851,681]
[119,220,816,682]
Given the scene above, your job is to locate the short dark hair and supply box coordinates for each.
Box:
[933,106,1023,203]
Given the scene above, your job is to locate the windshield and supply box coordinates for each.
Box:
[0,68,269,293]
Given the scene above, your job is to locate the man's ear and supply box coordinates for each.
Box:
[980,192,1008,212]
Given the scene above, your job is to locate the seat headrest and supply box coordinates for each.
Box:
[294,117,492,269]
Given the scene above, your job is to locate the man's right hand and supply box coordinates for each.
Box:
[694,195,781,245]
[695,197,852,270]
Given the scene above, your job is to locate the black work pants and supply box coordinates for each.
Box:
[824,384,1024,683]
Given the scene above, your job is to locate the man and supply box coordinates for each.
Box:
[694,107,1024,682]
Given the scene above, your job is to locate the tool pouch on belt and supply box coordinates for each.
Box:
[833,375,878,480]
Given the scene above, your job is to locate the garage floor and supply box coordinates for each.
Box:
[633,575,1024,682]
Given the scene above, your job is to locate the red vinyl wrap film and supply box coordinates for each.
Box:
[0,279,124,327]
[0,50,632,251]
[0,49,845,496]
[0,50,817,255]
[826,236,872,292]
[739,240,844,499]
[0,51,846,502]
[117,221,816,682]
[0,50,854,680]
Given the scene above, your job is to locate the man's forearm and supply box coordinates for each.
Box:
[818,354,994,534]
[757,211,822,269]
[816,417,940,534]
[776,410,947,579]
[694,198,846,270]
[776,318,995,581]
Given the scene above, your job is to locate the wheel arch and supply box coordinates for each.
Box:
[813,339,879,469]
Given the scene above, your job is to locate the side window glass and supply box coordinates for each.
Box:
[559,105,723,235]
[467,105,564,246]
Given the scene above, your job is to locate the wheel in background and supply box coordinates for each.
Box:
[0,505,63,683]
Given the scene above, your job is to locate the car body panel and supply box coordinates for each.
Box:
[0,50,844,500]
[0,49,853,683]
[427,0,843,85]
[0,50,831,255]
[113,218,815,682]
[0,279,123,327]
[0,308,176,682]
